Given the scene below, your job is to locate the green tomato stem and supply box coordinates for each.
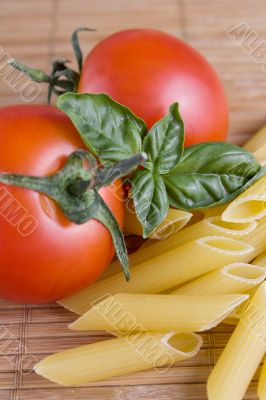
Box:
[0,150,146,280]
[8,27,94,103]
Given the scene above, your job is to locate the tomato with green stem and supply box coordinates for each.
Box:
[10,28,228,147]
[0,105,142,303]
[79,29,228,146]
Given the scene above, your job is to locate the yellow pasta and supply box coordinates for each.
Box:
[242,216,266,256]
[58,236,253,314]
[172,262,266,295]
[222,175,266,223]
[108,216,257,273]
[91,216,260,281]
[254,250,266,268]
[254,144,266,166]
[244,125,266,153]
[173,216,257,243]
[142,215,256,251]
[35,331,202,385]
[227,250,266,322]
[258,357,266,399]
[225,285,259,325]
[70,293,248,333]
[124,204,192,239]
[207,282,266,400]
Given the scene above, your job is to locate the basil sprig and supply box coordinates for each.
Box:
[58,93,265,238]
[132,170,169,238]
[143,103,184,174]
[164,142,264,210]
[58,93,146,164]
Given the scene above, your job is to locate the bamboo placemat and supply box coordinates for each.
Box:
[0,0,266,399]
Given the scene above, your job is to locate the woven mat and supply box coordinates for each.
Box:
[0,301,260,399]
[1,0,266,398]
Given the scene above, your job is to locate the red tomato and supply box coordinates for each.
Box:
[79,29,228,146]
[0,105,124,303]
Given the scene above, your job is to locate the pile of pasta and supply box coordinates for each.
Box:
[35,127,266,400]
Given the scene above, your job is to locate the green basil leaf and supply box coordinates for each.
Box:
[163,142,265,210]
[57,93,147,164]
[143,103,184,174]
[132,170,169,237]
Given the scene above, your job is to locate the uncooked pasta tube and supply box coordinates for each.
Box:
[143,216,257,252]
[102,215,261,281]
[222,175,266,223]
[172,263,266,295]
[207,282,266,400]
[124,204,192,239]
[228,250,266,321]
[58,236,253,314]
[69,293,248,333]
[242,217,266,256]
[35,331,202,385]
[107,216,257,273]
[258,357,266,399]
[254,250,266,268]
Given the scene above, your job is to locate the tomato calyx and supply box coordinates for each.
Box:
[0,150,146,281]
[9,27,93,103]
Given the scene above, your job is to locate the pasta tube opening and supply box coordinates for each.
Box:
[223,263,266,283]
[222,176,266,223]
[162,332,202,357]
[199,236,254,254]
[205,217,257,236]
[224,199,266,222]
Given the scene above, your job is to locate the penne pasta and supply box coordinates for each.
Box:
[107,217,257,273]
[124,204,192,239]
[35,331,202,385]
[254,250,266,268]
[254,144,266,166]
[207,282,266,400]
[58,236,254,315]
[244,125,266,153]
[225,285,259,324]
[171,262,266,295]
[258,357,266,399]
[70,293,249,333]
[242,217,266,256]
[93,216,263,281]
[222,175,266,223]
[227,251,266,322]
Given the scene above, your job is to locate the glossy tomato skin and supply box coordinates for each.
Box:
[0,105,124,303]
[79,29,228,146]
